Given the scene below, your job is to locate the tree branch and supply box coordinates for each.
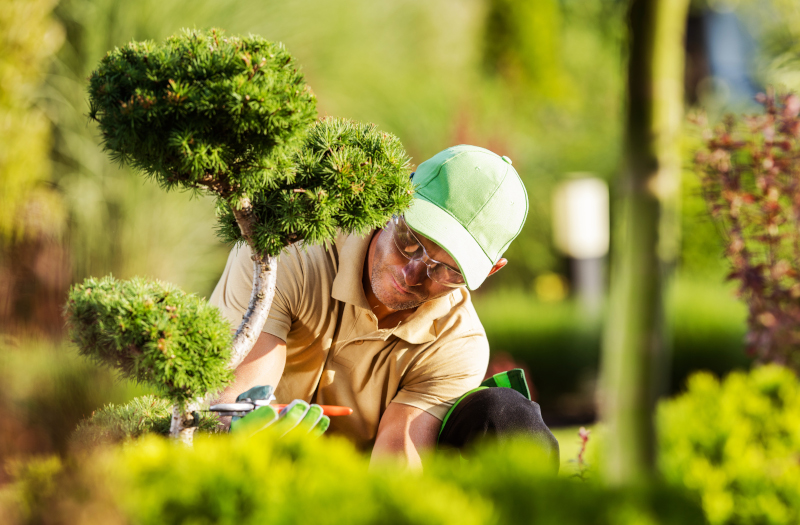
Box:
[169,400,199,445]
[227,197,279,370]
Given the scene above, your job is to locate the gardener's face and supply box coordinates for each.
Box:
[368,222,461,311]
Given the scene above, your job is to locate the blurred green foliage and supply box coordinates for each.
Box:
[0,0,63,241]
[658,365,800,525]
[0,337,149,460]
[482,0,565,99]
[0,455,62,524]
[2,432,704,525]
[732,0,800,93]
[679,168,729,279]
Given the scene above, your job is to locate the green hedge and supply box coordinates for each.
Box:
[11,363,800,524]
[658,365,800,525]
[3,433,703,525]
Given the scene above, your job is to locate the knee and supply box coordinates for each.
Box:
[439,388,560,472]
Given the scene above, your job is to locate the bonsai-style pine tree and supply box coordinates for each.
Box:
[65,29,414,444]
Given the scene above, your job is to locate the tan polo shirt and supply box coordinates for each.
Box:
[208,231,489,449]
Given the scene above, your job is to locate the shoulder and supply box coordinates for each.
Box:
[413,290,489,372]
[273,230,350,283]
[435,288,486,341]
[289,230,349,272]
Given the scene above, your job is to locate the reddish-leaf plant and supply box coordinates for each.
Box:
[695,91,800,370]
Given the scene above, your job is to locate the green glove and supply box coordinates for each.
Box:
[229,388,330,439]
[231,385,275,425]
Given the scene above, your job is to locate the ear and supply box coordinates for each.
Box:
[487,258,507,277]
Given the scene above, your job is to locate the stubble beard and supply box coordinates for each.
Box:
[370,259,426,311]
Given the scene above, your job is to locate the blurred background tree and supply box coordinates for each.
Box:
[0,0,66,335]
[600,0,691,485]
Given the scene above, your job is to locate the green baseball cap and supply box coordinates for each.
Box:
[404,145,528,290]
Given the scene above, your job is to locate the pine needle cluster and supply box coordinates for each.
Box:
[87,28,415,256]
[216,117,415,255]
[72,395,221,448]
[64,276,234,403]
[87,28,317,199]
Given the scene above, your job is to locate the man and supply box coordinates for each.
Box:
[210,145,558,469]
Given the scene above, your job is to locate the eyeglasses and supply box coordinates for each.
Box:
[387,216,465,287]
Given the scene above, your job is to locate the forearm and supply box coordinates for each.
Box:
[371,426,425,470]
[370,403,441,470]
[213,331,287,406]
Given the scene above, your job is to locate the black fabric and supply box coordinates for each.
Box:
[438,387,560,473]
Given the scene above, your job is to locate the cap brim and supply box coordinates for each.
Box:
[404,196,493,290]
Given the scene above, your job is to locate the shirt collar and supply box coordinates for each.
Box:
[330,231,458,344]
[330,232,372,310]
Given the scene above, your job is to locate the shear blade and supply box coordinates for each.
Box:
[209,402,254,412]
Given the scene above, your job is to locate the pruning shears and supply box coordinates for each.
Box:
[209,397,353,417]
[209,393,278,418]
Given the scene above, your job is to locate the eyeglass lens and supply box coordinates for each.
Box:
[391,217,464,287]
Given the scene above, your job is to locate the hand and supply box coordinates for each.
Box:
[228,386,330,439]
[231,400,331,438]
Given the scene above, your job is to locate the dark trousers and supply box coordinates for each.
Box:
[437,387,560,473]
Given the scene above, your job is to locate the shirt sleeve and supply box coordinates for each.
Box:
[391,334,490,420]
[208,244,305,342]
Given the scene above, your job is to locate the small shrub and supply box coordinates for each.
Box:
[88,28,317,198]
[215,116,415,256]
[658,365,800,525]
[64,275,234,404]
[71,395,221,448]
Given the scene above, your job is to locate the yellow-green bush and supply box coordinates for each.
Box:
[3,431,703,525]
[658,365,800,525]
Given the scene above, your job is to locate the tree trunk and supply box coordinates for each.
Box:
[174,198,278,444]
[599,0,689,484]
[170,401,199,445]
[226,197,279,370]
[228,252,278,369]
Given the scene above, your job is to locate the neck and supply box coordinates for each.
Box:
[362,230,416,328]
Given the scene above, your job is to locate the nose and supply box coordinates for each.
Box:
[402,259,428,287]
